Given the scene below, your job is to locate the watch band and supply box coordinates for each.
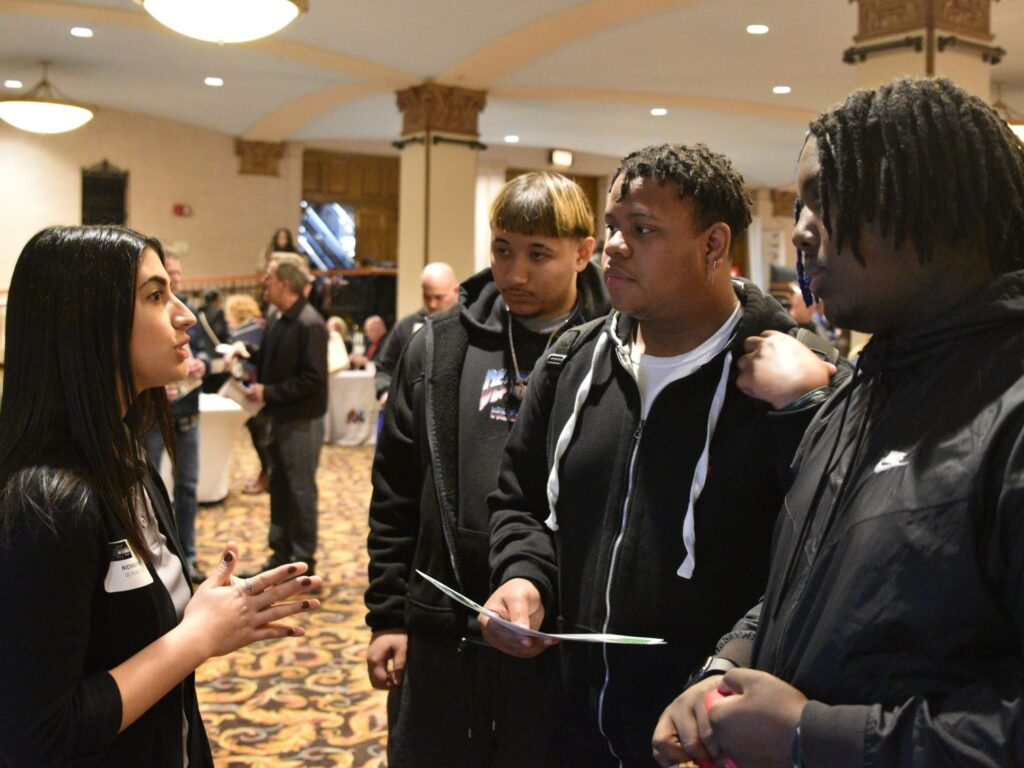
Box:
[686,655,739,688]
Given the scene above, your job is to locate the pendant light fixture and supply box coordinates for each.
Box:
[141,0,307,44]
[993,82,1024,142]
[0,61,93,135]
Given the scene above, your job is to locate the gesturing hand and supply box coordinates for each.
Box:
[182,542,321,658]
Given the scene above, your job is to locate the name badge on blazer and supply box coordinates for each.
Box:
[104,539,154,592]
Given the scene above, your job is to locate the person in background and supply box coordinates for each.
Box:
[225,293,271,496]
[482,144,839,767]
[366,172,611,767]
[374,262,460,405]
[350,315,387,369]
[653,76,1024,768]
[143,251,209,583]
[0,225,321,766]
[237,257,329,579]
[787,281,847,357]
[326,316,352,375]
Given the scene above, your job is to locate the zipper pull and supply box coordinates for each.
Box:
[633,420,644,441]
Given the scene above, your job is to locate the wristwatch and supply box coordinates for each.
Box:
[686,655,739,688]
[791,723,803,768]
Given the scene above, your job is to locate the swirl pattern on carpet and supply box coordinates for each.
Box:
[193,437,388,767]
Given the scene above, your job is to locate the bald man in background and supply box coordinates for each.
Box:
[374,262,459,404]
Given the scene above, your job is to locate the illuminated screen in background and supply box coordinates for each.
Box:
[298,200,356,269]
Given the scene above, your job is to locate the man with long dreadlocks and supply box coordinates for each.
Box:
[480,144,842,767]
[653,76,1024,768]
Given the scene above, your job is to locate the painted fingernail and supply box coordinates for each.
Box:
[223,552,233,563]
[287,628,296,636]
[287,565,297,574]
[300,577,311,586]
[301,600,310,609]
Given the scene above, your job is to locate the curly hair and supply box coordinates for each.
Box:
[612,143,753,238]
[810,76,1024,273]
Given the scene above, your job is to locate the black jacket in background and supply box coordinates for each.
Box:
[253,297,328,422]
[374,309,427,398]
[742,269,1024,768]
[365,262,610,639]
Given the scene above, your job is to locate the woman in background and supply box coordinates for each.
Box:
[0,226,321,766]
[225,293,272,495]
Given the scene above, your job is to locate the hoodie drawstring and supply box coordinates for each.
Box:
[677,350,733,578]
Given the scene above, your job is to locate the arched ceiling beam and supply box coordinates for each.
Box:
[243,82,390,140]
[0,0,418,86]
[490,86,817,123]
[438,0,702,88]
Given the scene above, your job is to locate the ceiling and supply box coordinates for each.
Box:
[2,0,1023,188]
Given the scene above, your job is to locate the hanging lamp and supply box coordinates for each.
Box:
[0,61,94,135]
[993,82,1024,142]
[141,0,307,44]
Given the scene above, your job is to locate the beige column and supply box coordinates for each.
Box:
[394,83,486,318]
[846,0,1003,100]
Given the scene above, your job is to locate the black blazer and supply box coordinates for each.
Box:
[0,466,214,767]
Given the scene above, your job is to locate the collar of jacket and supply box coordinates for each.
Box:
[860,268,1024,376]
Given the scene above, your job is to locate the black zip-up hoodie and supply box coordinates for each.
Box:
[488,279,818,767]
[365,262,610,639]
[742,269,1024,768]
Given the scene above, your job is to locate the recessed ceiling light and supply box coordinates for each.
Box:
[504,134,520,144]
[650,107,668,117]
[773,85,792,95]
[746,24,770,35]
[4,80,23,89]
[204,76,224,87]
[70,27,94,38]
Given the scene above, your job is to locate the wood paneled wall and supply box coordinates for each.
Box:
[302,150,400,266]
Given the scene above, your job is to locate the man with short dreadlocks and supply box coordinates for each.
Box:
[480,143,841,767]
[654,76,1024,768]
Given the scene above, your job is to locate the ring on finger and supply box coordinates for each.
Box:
[244,578,257,596]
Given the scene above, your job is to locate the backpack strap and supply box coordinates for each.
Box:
[546,316,606,372]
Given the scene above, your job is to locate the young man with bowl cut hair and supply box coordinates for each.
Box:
[365,172,610,767]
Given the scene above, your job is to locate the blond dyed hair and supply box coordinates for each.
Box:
[489,172,594,240]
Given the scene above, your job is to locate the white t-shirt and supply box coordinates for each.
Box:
[630,304,742,419]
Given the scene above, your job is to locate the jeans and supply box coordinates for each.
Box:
[145,417,200,562]
[267,416,324,568]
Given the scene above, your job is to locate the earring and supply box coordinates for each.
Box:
[711,258,719,273]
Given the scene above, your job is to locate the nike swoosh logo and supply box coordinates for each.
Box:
[874,450,909,474]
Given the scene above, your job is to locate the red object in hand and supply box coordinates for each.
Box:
[695,688,739,768]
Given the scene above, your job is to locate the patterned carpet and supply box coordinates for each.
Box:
[193,436,389,767]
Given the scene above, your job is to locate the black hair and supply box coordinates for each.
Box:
[612,143,753,239]
[0,226,175,558]
[271,227,296,252]
[810,76,1024,273]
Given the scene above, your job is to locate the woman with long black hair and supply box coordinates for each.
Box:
[0,226,321,766]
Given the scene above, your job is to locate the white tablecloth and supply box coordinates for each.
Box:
[159,393,251,504]
[325,369,379,446]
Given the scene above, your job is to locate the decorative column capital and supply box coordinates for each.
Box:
[395,82,487,137]
[853,0,993,42]
[235,138,285,176]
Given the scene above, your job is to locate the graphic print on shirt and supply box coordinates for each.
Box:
[104,539,155,592]
[479,366,529,423]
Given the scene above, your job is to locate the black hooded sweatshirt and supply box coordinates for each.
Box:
[365,262,610,638]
